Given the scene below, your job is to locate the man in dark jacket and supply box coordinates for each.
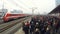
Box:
[40,20,46,34]
[23,23,29,34]
[30,17,37,25]
[29,22,35,34]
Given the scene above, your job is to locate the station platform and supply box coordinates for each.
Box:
[14,27,25,34]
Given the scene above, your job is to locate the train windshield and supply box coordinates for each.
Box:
[0,12,4,17]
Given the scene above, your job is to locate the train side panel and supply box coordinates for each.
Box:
[3,13,28,22]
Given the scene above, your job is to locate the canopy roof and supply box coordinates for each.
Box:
[49,5,60,14]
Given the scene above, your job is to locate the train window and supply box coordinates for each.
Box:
[10,14,18,16]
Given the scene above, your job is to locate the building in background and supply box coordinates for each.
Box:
[0,9,8,17]
[11,10,23,14]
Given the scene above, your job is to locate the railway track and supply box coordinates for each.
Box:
[0,16,31,33]
[0,16,28,24]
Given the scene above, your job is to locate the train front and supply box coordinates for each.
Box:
[0,12,5,22]
[0,9,7,22]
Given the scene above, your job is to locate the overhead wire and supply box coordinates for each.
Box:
[17,0,30,8]
[3,0,17,9]
[7,0,29,11]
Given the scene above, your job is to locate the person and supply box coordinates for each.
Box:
[35,22,40,29]
[23,22,29,34]
[29,22,35,34]
[40,18,47,34]
[34,28,40,34]
[30,17,37,25]
[45,25,51,34]
[52,18,60,34]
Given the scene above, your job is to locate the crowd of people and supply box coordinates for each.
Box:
[22,15,60,34]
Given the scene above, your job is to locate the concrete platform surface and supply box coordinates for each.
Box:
[14,27,25,34]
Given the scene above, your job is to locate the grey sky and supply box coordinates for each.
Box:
[0,0,56,14]
[56,0,60,6]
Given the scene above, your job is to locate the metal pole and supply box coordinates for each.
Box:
[2,0,4,9]
[32,8,34,15]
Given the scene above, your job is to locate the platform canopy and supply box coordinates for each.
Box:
[49,5,60,14]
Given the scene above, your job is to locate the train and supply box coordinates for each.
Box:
[0,9,29,22]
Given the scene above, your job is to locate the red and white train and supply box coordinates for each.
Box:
[0,9,28,22]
